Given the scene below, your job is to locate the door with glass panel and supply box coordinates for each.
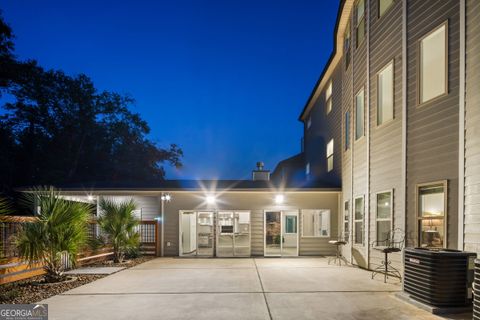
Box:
[196,211,214,256]
[264,211,298,257]
[179,211,214,257]
[217,211,251,257]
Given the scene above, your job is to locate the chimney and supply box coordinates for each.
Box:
[252,161,270,181]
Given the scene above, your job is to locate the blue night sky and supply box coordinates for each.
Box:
[1,0,338,180]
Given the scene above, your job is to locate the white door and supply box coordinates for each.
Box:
[264,211,298,257]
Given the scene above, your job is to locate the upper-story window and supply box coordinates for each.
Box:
[379,0,394,18]
[345,111,350,150]
[325,81,333,114]
[344,20,351,69]
[355,89,365,140]
[377,61,394,125]
[356,0,366,48]
[419,22,448,105]
[307,116,312,129]
[326,139,334,172]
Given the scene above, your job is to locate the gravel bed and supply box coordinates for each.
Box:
[0,256,155,304]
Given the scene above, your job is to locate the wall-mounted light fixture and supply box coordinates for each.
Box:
[161,194,172,202]
[206,195,216,204]
[275,194,284,204]
[87,195,95,201]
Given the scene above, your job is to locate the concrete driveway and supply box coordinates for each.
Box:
[42,257,453,320]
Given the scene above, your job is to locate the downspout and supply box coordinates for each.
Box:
[350,18,355,265]
[161,193,165,257]
[401,0,408,291]
[458,0,466,251]
[365,0,371,270]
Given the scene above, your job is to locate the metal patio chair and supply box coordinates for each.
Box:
[371,228,405,283]
[328,231,349,266]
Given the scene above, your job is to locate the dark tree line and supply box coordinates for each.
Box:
[0,12,182,197]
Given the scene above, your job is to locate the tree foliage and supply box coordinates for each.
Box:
[0,12,182,196]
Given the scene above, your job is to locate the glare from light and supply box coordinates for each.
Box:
[275,194,284,204]
[161,194,172,202]
[87,195,95,201]
[206,195,216,204]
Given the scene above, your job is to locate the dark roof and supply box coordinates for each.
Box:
[16,178,340,192]
[298,0,346,121]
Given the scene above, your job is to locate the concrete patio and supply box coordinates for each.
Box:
[42,257,464,320]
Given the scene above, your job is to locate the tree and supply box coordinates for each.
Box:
[0,13,183,198]
[16,187,91,282]
[97,197,140,263]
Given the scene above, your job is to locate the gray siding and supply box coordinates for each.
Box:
[160,191,340,256]
[406,0,460,249]
[99,195,160,220]
[368,0,404,270]
[303,66,343,187]
[251,209,264,256]
[351,0,369,269]
[464,0,480,253]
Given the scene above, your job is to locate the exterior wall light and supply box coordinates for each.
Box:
[87,195,95,201]
[206,195,216,204]
[161,194,172,202]
[275,194,284,204]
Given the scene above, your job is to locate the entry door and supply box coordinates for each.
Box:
[264,211,298,257]
[196,212,214,256]
[180,211,197,256]
[179,211,214,257]
[217,211,251,257]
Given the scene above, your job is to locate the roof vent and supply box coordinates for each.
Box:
[252,161,270,181]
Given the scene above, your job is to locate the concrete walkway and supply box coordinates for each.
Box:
[41,258,464,320]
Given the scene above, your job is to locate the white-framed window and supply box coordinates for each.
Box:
[344,201,350,242]
[355,89,365,140]
[326,139,334,172]
[354,196,364,245]
[305,162,310,176]
[417,181,447,248]
[377,61,394,125]
[356,0,365,48]
[301,209,331,238]
[419,22,448,104]
[307,116,312,129]
[326,81,333,114]
[379,0,394,18]
[376,191,393,242]
[345,111,350,150]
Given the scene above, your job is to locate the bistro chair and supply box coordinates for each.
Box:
[371,228,405,283]
[328,231,349,266]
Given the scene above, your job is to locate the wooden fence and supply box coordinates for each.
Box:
[0,216,159,285]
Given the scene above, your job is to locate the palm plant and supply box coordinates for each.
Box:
[0,197,11,215]
[97,198,140,263]
[16,187,91,282]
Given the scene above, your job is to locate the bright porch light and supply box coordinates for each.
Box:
[161,194,172,202]
[275,194,284,204]
[206,195,216,204]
